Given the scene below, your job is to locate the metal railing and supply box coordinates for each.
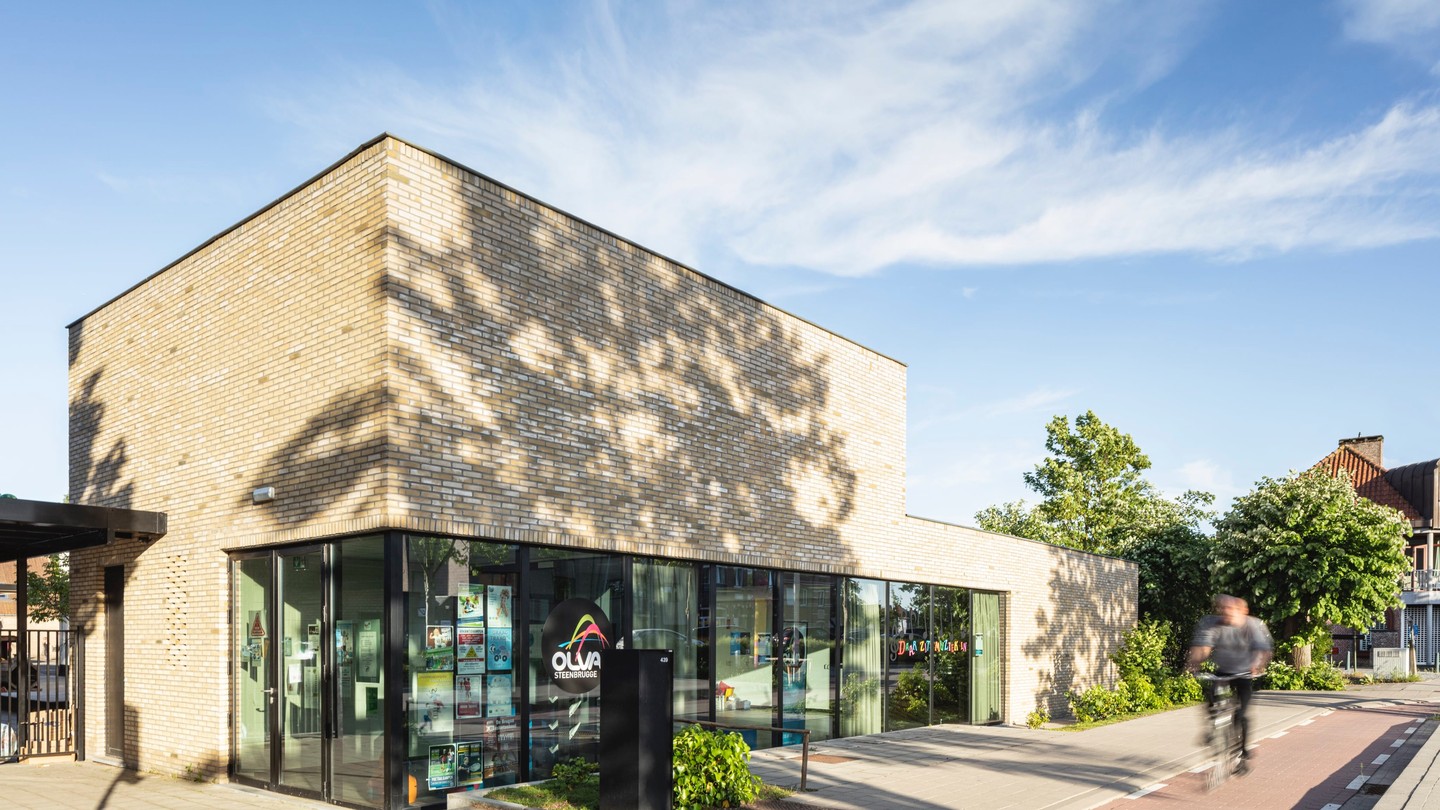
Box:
[2,628,80,760]
[677,719,811,791]
[1401,569,1440,591]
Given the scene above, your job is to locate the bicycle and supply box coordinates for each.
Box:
[1198,673,1245,790]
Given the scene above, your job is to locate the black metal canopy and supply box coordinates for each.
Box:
[0,497,166,563]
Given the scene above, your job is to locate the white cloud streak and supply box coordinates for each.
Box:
[268,0,1440,277]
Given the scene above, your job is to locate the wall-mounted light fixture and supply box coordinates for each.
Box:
[252,486,276,504]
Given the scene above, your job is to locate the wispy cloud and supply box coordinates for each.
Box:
[1163,458,1245,508]
[266,0,1440,277]
[913,385,1077,432]
[1339,0,1440,71]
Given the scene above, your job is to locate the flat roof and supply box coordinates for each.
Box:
[0,498,167,563]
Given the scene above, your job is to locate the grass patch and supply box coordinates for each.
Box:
[483,778,792,809]
[485,778,599,810]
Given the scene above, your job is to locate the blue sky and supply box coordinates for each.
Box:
[4,1,1440,526]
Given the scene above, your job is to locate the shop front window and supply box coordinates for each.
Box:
[714,567,776,749]
[527,547,625,777]
[633,559,706,721]
[839,578,884,737]
[403,536,520,806]
[932,586,970,724]
[885,582,931,730]
[781,573,834,743]
[332,536,387,806]
[971,591,1003,724]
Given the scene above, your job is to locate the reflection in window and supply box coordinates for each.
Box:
[886,582,931,731]
[840,578,884,737]
[527,547,624,777]
[781,573,834,743]
[403,537,520,806]
[633,559,706,721]
[932,587,970,724]
[714,567,776,749]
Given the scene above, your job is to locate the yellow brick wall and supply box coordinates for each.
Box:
[66,135,1133,778]
[68,141,393,775]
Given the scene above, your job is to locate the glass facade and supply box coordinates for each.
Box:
[840,578,884,738]
[714,567,777,749]
[525,548,624,776]
[403,537,521,807]
[232,535,1006,809]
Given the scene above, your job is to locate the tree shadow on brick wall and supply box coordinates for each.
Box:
[253,168,860,566]
[1021,548,1129,720]
[69,369,135,511]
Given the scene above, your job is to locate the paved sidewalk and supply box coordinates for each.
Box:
[3,678,1440,810]
[748,678,1440,810]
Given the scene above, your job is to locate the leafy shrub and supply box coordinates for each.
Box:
[1262,660,1303,690]
[1068,683,1129,723]
[672,724,760,810]
[1262,660,1346,691]
[1301,661,1346,691]
[1128,674,1172,712]
[1113,620,1173,683]
[1026,706,1050,729]
[550,757,597,793]
[1159,672,1202,705]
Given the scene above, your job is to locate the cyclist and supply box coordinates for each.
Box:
[1187,595,1273,774]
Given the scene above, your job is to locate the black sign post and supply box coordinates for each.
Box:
[599,648,673,809]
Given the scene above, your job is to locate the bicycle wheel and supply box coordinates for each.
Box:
[1206,709,1236,791]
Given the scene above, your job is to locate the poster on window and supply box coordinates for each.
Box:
[425,624,455,671]
[415,672,454,735]
[493,720,520,776]
[456,627,487,674]
[486,627,512,672]
[455,739,484,787]
[485,673,514,716]
[486,585,512,627]
[358,619,381,680]
[459,584,485,623]
[427,744,456,790]
[455,675,482,719]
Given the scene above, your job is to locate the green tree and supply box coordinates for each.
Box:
[975,411,1217,641]
[972,500,1055,544]
[1214,468,1410,667]
[1022,410,1159,554]
[27,553,70,622]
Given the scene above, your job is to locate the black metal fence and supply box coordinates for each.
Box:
[2,628,81,759]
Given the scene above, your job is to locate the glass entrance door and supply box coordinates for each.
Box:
[232,547,328,799]
[278,547,326,793]
[234,557,273,783]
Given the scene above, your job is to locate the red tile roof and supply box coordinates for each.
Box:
[1313,446,1421,520]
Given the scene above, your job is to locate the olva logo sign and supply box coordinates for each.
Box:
[541,598,613,694]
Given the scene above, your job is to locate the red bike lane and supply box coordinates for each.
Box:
[1095,701,1437,809]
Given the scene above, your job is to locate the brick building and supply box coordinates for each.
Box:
[66,135,1136,808]
[1314,435,1440,667]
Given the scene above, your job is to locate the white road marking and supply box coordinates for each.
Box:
[1374,754,1391,765]
[1269,731,1288,738]
[1124,784,1167,799]
[1347,775,1369,790]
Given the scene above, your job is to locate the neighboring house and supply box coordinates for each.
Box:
[1313,435,1440,666]
[0,558,53,633]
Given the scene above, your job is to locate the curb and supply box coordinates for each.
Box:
[1372,716,1440,810]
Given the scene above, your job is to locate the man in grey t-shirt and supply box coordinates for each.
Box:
[1187,595,1273,770]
